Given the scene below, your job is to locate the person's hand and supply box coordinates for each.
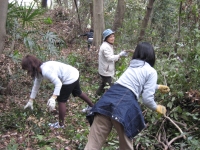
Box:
[24,99,33,110]
[158,85,170,93]
[156,105,166,115]
[47,96,57,112]
[119,50,128,57]
[78,35,80,37]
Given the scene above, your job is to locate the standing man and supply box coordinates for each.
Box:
[79,29,94,51]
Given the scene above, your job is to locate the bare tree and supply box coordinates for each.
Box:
[0,0,8,54]
[113,0,126,31]
[93,0,105,50]
[138,0,155,43]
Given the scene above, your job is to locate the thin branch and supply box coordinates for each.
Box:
[186,122,200,131]
[168,134,186,146]
[164,115,186,139]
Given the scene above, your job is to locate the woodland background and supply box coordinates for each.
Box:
[0,0,200,149]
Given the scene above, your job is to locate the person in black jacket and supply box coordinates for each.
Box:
[79,29,94,50]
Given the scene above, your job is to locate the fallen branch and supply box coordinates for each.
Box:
[164,115,186,139]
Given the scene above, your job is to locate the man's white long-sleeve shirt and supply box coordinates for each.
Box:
[30,61,79,99]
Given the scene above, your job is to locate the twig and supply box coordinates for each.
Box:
[168,134,186,146]
[156,117,166,137]
[164,115,186,139]
[186,122,200,132]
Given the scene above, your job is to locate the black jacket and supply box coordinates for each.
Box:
[80,31,93,39]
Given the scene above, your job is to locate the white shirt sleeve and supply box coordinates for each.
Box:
[30,77,42,99]
[142,71,158,110]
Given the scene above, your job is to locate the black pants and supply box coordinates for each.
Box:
[96,75,113,96]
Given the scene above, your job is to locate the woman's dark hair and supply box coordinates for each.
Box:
[21,55,43,78]
[132,42,155,67]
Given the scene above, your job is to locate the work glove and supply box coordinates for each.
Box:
[158,85,170,94]
[77,35,80,37]
[47,96,57,112]
[156,105,166,115]
[24,99,33,110]
[119,50,128,57]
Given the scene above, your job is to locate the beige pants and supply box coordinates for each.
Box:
[84,114,133,150]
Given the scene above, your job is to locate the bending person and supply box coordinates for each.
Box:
[85,42,167,150]
[22,55,94,128]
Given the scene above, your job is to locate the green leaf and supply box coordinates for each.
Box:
[167,101,173,109]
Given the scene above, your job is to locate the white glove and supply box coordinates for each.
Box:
[47,97,56,112]
[24,99,33,110]
[119,50,128,57]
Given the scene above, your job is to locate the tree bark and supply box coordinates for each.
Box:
[74,0,81,30]
[63,0,68,8]
[113,0,126,31]
[0,0,8,54]
[93,0,105,49]
[89,1,93,29]
[138,0,155,43]
[41,0,48,8]
[174,1,182,53]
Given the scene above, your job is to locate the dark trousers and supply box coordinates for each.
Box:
[96,75,112,96]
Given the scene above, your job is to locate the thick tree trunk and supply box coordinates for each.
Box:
[113,0,126,31]
[138,0,155,43]
[41,0,47,8]
[93,0,104,50]
[0,0,8,54]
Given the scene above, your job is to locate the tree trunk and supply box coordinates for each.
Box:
[0,0,8,54]
[71,0,76,15]
[63,0,68,8]
[74,0,81,30]
[41,0,47,8]
[174,1,182,53]
[113,0,126,31]
[90,1,93,29]
[57,0,62,6]
[138,0,155,43]
[93,0,105,50]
